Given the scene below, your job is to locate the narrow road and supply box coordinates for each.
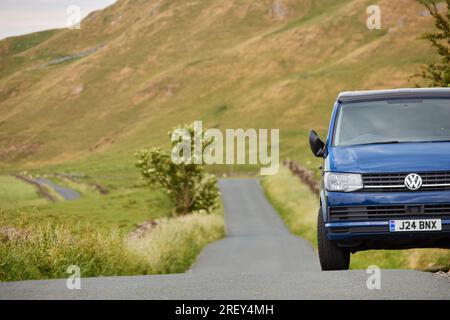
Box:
[34,178,81,201]
[0,179,449,299]
[190,179,318,274]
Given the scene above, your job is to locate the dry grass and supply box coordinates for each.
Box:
[126,211,225,274]
[0,211,225,281]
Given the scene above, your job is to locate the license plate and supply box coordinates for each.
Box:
[389,219,442,232]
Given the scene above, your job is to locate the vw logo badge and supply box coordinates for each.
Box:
[404,173,423,191]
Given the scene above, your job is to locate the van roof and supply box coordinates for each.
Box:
[337,88,450,103]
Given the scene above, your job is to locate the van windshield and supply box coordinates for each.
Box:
[334,99,450,147]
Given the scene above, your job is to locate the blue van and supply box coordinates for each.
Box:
[309,88,450,270]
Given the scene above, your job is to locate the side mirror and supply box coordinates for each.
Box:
[309,130,325,158]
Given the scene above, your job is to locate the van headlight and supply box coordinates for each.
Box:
[324,172,363,192]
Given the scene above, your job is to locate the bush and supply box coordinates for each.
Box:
[135,123,220,216]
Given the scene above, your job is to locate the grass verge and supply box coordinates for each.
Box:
[126,212,225,274]
[0,223,143,281]
[261,166,450,271]
[0,211,224,281]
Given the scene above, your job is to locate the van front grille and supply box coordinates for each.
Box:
[362,172,450,192]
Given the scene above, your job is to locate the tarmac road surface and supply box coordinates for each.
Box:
[34,177,81,200]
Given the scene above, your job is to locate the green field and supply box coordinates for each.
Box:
[0,176,48,209]
[1,185,171,232]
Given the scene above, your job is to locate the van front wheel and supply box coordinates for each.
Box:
[317,209,350,271]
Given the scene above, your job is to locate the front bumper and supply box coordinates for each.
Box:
[323,190,450,247]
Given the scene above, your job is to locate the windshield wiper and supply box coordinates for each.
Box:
[356,141,401,146]
[424,140,450,143]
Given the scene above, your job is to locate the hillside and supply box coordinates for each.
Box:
[0,0,437,175]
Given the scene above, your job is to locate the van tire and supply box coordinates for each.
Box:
[317,208,350,271]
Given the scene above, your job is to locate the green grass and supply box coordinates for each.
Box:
[1,185,172,233]
[4,30,58,56]
[0,211,224,281]
[0,29,58,77]
[0,175,48,209]
[0,223,145,281]
[266,0,351,37]
[262,166,450,271]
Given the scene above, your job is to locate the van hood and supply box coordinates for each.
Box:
[327,142,450,173]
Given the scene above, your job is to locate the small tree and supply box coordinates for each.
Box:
[135,123,220,216]
[414,0,450,87]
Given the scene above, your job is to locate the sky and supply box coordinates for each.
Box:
[0,0,117,40]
